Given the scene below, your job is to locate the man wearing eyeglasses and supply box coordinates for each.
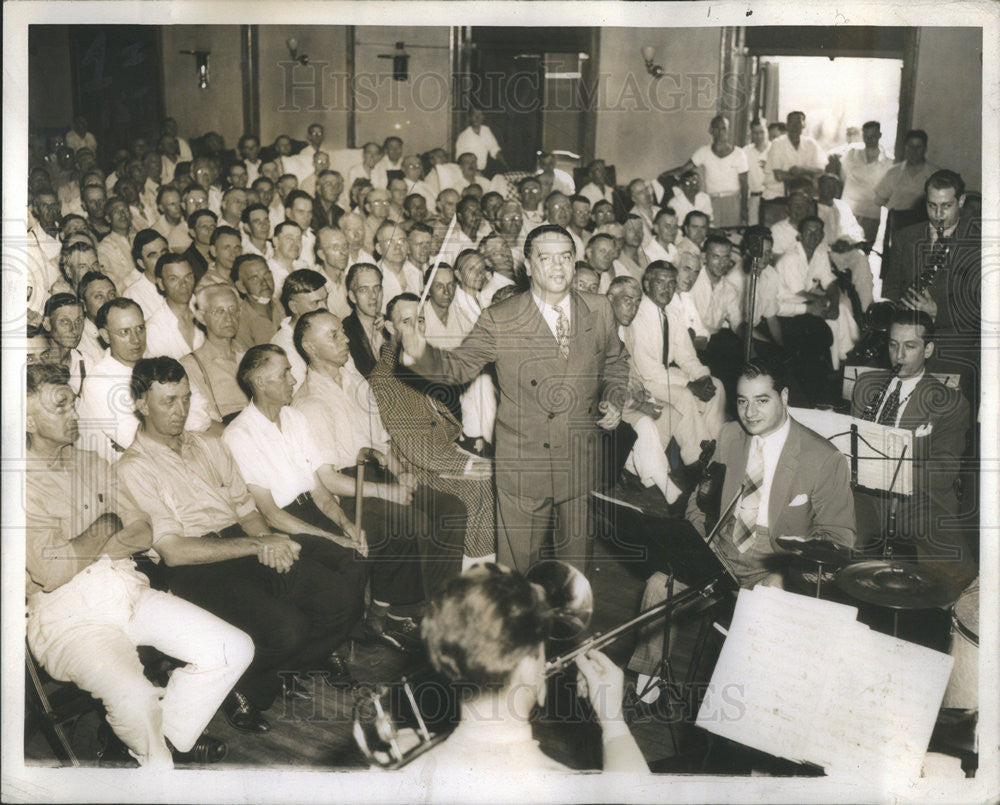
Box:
[396,224,630,576]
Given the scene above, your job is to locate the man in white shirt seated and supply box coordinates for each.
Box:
[578,158,616,207]
[421,263,464,347]
[535,151,575,196]
[517,176,545,230]
[122,229,169,321]
[675,210,710,257]
[97,198,137,293]
[371,136,404,189]
[145,254,205,360]
[374,219,421,306]
[542,192,583,255]
[283,190,318,268]
[454,108,506,175]
[268,221,309,297]
[404,222,435,280]
[25,363,251,768]
[406,564,648,775]
[438,195,489,266]
[240,202,273,261]
[76,298,217,463]
[182,283,248,424]
[644,207,680,265]
[77,271,115,367]
[668,171,714,227]
[196,225,243,292]
[623,262,725,467]
[314,226,353,320]
[270,268,330,389]
[346,142,383,192]
[765,110,827,196]
[815,173,875,315]
[152,186,191,252]
[40,293,90,395]
[478,231,520,289]
[584,232,630,294]
[770,218,848,406]
[27,191,66,313]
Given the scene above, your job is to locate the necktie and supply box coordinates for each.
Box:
[878,380,902,426]
[732,437,764,553]
[555,304,570,360]
[661,309,671,370]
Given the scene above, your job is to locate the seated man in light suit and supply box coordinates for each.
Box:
[629,357,856,702]
[622,262,725,468]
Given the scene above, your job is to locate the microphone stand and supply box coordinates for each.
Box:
[743,253,761,363]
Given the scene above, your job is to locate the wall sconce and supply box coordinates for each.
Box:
[286,37,309,66]
[179,49,211,89]
[641,46,664,79]
[378,42,410,82]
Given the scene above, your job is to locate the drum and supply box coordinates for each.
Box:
[942,579,978,710]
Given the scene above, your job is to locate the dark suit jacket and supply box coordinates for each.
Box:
[343,311,379,378]
[688,418,857,586]
[881,219,981,340]
[311,201,345,233]
[412,289,630,502]
[851,371,968,513]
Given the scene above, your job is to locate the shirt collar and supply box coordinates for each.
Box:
[756,413,791,449]
[532,290,571,317]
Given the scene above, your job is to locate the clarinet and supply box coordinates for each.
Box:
[906,224,950,301]
[861,364,902,421]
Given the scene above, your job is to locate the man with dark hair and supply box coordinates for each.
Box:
[342,263,385,378]
[396,225,629,575]
[314,226,352,319]
[578,158,614,208]
[119,356,365,733]
[628,357,856,700]
[676,210,710,257]
[881,169,979,404]
[97,197,137,291]
[644,207,680,265]
[77,270,116,365]
[122,228,169,320]
[240,201,273,261]
[237,133,262,183]
[408,564,646,774]
[283,189,317,265]
[145,254,203,360]
[152,185,191,252]
[25,362,250,767]
[765,110,826,195]
[874,129,938,212]
[834,120,893,242]
[182,208,217,284]
[40,293,88,394]
[197,225,243,291]
[851,310,975,587]
[219,187,249,229]
[270,267,329,388]
[517,175,544,230]
[233,254,283,349]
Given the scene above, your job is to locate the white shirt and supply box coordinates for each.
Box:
[532,291,571,344]
[144,303,205,360]
[77,353,140,464]
[452,286,483,335]
[270,317,308,391]
[78,319,107,368]
[480,271,514,307]
[668,188,714,225]
[380,262,423,309]
[454,125,501,171]
[751,413,792,529]
[644,237,678,266]
[97,232,136,293]
[122,274,167,322]
[675,291,710,339]
[242,233,274,261]
[423,303,467,349]
[692,145,748,195]
[579,182,615,207]
[624,295,709,401]
[775,242,837,317]
[742,143,769,194]
[839,145,893,219]
[292,364,389,471]
[874,370,924,426]
[769,218,800,259]
[223,402,325,509]
[153,214,192,253]
[688,268,743,334]
[817,199,866,246]
[764,135,826,197]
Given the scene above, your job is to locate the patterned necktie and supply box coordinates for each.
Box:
[878,380,902,426]
[732,437,764,553]
[554,304,570,360]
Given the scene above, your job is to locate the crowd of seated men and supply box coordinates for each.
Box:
[23,108,981,768]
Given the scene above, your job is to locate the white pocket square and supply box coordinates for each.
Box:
[914,423,933,437]
[789,493,809,506]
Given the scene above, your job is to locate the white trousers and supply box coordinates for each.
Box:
[651,378,726,465]
[27,557,254,767]
[460,373,497,443]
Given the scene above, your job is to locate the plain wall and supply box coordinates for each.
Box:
[594,27,722,184]
[911,27,982,191]
[160,26,244,148]
[257,26,350,149]
[28,25,74,131]
[353,26,451,154]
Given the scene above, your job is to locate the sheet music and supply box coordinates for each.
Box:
[696,586,953,781]
[789,407,913,495]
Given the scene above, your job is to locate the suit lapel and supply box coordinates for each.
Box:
[768,420,800,534]
[566,292,595,376]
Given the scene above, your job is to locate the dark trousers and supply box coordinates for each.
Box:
[777,314,835,406]
[697,328,744,414]
[339,465,465,602]
[166,524,366,710]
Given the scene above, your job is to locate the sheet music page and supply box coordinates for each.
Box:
[697,587,953,781]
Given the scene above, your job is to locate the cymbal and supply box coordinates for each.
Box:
[775,535,853,568]
[836,560,957,609]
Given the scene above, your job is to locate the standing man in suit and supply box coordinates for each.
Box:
[851,310,974,586]
[628,357,856,700]
[397,224,630,575]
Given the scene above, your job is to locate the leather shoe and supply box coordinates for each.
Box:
[169,733,227,764]
[97,720,139,768]
[223,691,271,733]
[318,652,355,686]
[378,617,423,654]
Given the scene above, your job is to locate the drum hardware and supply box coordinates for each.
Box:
[775,535,852,598]
[352,560,726,768]
[943,579,979,711]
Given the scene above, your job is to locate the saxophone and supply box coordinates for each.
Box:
[847,225,950,366]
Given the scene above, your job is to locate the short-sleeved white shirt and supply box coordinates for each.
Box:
[691,145,748,195]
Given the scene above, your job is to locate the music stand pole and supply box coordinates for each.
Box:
[882,444,909,562]
[743,255,760,363]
